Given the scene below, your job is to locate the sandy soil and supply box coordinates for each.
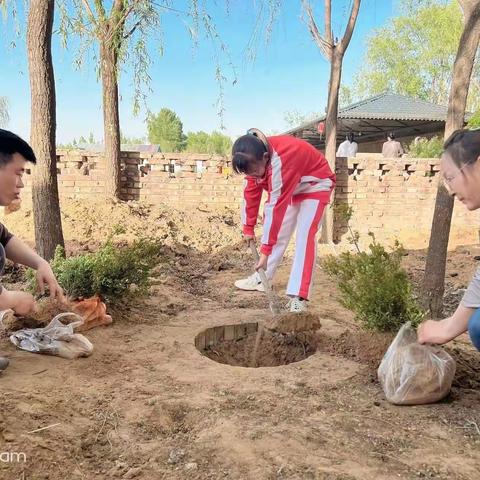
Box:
[0,199,479,480]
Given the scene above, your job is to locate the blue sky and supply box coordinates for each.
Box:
[0,0,395,143]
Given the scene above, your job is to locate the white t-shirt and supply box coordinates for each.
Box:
[336,140,358,157]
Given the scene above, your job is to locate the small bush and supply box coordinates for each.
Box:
[407,136,443,158]
[28,239,161,302]
[322,236,423,332]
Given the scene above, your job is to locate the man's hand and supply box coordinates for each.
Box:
[36,260,66,304]
[0,290,36,316]
[255,252,268,272]
[417,319,448,345]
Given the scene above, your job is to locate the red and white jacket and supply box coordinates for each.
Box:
[241,135,335,255]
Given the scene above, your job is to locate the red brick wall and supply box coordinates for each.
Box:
[21,151,480,249]
[333,156,480,248]
[22,150,244,206]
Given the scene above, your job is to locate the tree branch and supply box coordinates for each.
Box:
[338,0,361,54]
[107,0,139,44]
[302,0,332,60]
[324,0,332,47]
[93,0,107,23]
[81,0,98,27]
[123,18,142,39]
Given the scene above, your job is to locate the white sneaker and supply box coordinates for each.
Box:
[234,273,265,292]
[287,297,307,313]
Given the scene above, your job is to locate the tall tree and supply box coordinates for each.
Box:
[62,1,233,199]
[302,0,361,242]
[423,0,480,317]
[64,1,156,199]
[27,0,65,261]
[147,108,185,152]
[351,0,480,111]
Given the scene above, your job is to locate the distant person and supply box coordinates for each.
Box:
[0,129,65,372]
[336,132,358,158]
[382,132,404,158]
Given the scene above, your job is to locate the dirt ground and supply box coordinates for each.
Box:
[1,199,480,480]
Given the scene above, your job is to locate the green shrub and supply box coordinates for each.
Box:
[407,136,443,158]
[467,110,480,129]
[28,239,161,302]
[322,236,424,332]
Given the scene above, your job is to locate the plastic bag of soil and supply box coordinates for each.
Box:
[8,312,93,359]
[378,322,456,405]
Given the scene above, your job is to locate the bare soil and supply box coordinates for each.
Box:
[202,330,318,368]
[264,311,322,334]
[0,199,479,480]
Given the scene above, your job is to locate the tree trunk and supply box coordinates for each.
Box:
[27,0,64,261]
[321,52,343,243]
[100,39,121,199]
[422,2,480,317]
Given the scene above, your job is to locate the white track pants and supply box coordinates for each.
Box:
[264,199,327,300]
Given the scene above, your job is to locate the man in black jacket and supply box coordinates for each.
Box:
[0,129,65,371]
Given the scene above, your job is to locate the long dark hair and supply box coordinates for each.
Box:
[443,129,480,168]
[231,130,268,175]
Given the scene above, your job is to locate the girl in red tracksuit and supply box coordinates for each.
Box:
[232,129,335,313]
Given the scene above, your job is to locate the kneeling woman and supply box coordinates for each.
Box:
[419,129,480,350]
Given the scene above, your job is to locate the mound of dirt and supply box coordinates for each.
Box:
[318,329,394,368]
[448,346,480,390]
[264,311,321,334]
[0,198,242,254]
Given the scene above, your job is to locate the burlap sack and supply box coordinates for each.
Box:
[378,322,456,405]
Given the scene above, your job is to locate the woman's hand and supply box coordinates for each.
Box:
[255,253,268,272]
[418,305,474,345]
[243,234,255,245]
[417,319,449,345]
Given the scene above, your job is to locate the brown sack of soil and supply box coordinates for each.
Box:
[378,322,456,405]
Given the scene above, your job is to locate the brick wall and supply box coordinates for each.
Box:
[21,150,480,249]
[333,156,480,249]
[22,150,244,206]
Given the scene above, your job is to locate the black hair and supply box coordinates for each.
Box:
[0,129,36,167]
[387,132,395,140]
[443,129,480,168]
[347,132,354,142]
[231,134,268,175]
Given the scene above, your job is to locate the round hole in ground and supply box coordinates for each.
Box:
[195,322,318,368]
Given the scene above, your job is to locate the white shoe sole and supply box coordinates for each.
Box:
[234,281,265,292]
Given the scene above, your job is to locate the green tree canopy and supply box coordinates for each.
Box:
[351,0,480,110]
[120,131,146,144]
[185,131,211,153]
[467,109,480,128]
[147,108,185,152]
[185,130,232,155]
[208,131,232,155]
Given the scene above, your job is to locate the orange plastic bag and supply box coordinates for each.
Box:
[70,296,113,332]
